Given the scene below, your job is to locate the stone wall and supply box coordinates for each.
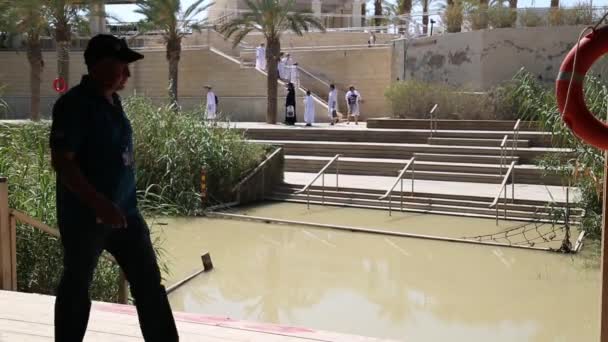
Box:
[394,25,608,90]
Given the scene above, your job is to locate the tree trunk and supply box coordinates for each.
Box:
[266,37,280,124]
[166,36,181,110]
[26,36,42,121]
[509,0,517,8]
[399,0,413,35]
[374,0,383,28]
[55,20,71,89]
[422,0,429,34]
[550,0,559,8]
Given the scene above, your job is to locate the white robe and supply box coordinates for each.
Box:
[206,91,217,119]
[289,66,300,88]
[345,90,361,116]
[255,46,266,70]
[304,95,315,124]
[328,89,338,117]
[278,58,286,80]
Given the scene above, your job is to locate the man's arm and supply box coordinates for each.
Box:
[52,150,127,227]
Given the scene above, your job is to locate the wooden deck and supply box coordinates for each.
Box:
[0,291,395,342]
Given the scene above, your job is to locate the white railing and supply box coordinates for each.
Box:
[489,161,516,225]
[428,104,438,138]
[232,147,283,199]
[296,154,341,209]
[379,157,416,216]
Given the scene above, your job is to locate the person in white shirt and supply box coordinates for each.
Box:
[345,85,362,125]
[255,43,266,71]
[304,89,315,126]
[328,84,338,125]
[204,85,217,120]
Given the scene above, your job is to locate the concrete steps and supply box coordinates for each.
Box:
[241,127,552,146]
[269,184,581,223]
[367,119,540,131]
[284,155,562,184]
[251,139,570,164]
[427,137,530,148]
[413,153,519,164]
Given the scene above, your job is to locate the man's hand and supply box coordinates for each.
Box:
[95,198,127,229]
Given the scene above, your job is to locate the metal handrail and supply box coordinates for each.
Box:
[499,134,508,177]
[232,147,283,193]
[490,161,516,225]
[379,157,416,216]
[429,104,438,138]
[296,154,341,209]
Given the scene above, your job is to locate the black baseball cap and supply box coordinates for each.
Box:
[84,34,144,68]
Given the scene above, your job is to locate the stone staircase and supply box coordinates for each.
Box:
[268,183,582,223]
[240,122,577,222]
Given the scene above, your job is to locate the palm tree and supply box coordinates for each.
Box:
[135,0,211,109]
[218,0,325,124]
[550,0,559,8]
[13,0,47,121]
[374,0,383,27]
[422,0,430,34]
[45,0,91,90]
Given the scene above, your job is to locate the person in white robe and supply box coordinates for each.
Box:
[278,52,286,80]
[328,84,338,125]
[345,85,362,125]
[204,85,217,120]
[255,43,266,71]
[304,90,315,126]
[290,62,300,88]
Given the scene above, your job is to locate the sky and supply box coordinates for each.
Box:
[106,0,608,23]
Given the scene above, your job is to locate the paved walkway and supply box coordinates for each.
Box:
[285,172,577,203]
[0,291,394,342]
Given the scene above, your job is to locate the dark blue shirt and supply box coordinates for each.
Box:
[50,75,137,225]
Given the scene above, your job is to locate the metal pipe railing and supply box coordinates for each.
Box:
[489,161,516,225]
[429,104,438,138]
[379,157,416,216]
[295,154,341,209]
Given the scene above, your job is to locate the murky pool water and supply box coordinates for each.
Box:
[152,202,599,341]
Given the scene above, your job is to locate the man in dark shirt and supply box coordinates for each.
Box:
[50,34,178,342]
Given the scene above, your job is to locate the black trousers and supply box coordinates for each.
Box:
[54,212,179,342]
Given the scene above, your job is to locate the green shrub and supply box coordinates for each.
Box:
[126,96,267,215]
[519,9,545,27]
[465,1,489,30]
[487,5,517,28]
[384,80,499,119]
[443,2,464,33]
[509,69,608,238]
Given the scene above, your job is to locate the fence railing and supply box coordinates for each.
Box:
[379,157,416,216]
[0,177,129,302]
[489,161,516,225]
[296,154,341,209]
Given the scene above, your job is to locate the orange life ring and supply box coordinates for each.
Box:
[53,78,67,93]
[556,25,608,150]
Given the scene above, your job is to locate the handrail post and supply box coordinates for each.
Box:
[388,192,392,216]
[322,173,325,205]
[412,161,415,196]
[0,177,16,291]
[336,157,339,191]
[504,182,507,219]
[307,188,310,209]
[400,177,403,212]
[118,270,129,304]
